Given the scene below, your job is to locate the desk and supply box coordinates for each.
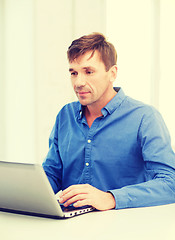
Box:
[0,203,175,240]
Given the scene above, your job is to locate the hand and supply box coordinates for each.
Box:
[59,184,116,211]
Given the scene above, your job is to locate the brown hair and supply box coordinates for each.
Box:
[67,33,117,71]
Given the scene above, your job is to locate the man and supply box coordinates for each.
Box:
[42,33,175,211]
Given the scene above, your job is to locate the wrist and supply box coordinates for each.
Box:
[106,192,116,209]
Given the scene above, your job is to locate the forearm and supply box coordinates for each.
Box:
[109,175,175,209]
[43,169,60,194]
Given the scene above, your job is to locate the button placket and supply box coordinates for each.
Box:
[84,136,92,183]
[84,118,100,184]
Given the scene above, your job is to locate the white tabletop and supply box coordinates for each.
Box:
[1,203,175,240]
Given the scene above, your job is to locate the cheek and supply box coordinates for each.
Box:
[71,79,76,89]
[95,78,108,91]
[88,82,97,94]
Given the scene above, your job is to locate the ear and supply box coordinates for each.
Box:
[109,65,117,82]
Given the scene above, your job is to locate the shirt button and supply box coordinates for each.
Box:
[87,139,91,143]
[86,162,89,166]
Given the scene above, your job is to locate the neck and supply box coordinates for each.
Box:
[88,88,117,115]
[84,87,117,127]
[85,105,102,119]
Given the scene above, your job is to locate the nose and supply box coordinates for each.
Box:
[74,74,86,88]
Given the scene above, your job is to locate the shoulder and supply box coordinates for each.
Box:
[128,94,161,115]
[122,95,159,117]
[55,101,80,122]
[121,96,166,131]
[60,101,79,112]
[125,98,169,137]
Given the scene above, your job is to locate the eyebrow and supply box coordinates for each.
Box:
[83,66,95,70]
[69,66,95,72]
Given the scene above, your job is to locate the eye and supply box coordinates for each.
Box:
[86,70,93,75]
[71,72,78,76]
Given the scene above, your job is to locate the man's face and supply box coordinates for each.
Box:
[69,50,114,107]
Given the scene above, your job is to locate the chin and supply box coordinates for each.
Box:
[79,100,88,106]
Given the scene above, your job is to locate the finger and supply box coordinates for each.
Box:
[60,189,81,203]
[60,185,89,203]
[73,199,92,208]
[62,184,88,195]
[63,193,87,207]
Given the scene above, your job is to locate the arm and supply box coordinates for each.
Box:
[110,109,175,209]
[110,163,175,209]
[42,118,63,194]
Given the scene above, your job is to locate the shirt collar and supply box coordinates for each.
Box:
[77,87,126,119]
[77,105,85,120]
[102,87,126,116]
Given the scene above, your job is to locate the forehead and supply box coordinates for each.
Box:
[69,50,104,69]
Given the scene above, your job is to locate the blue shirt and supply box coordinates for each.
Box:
[42,88,175,209]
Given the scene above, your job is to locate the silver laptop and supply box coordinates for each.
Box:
[0,160,94,218]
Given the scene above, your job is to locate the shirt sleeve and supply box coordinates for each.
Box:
[42,116,62,194]
[109,108,175,209]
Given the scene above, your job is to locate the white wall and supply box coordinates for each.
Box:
[106,0,155,105]
[35,0,106,162]
[0,0,5,160]
[0,0,174,163]
[72,0,106,39]
[35,0,74,163]
[159,0,175,149]
[0,0,106,163]
[1,0,35,163]
[106,0,175,148]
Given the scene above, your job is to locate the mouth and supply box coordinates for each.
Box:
[77,91,90,96]
[78,91,89,94]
